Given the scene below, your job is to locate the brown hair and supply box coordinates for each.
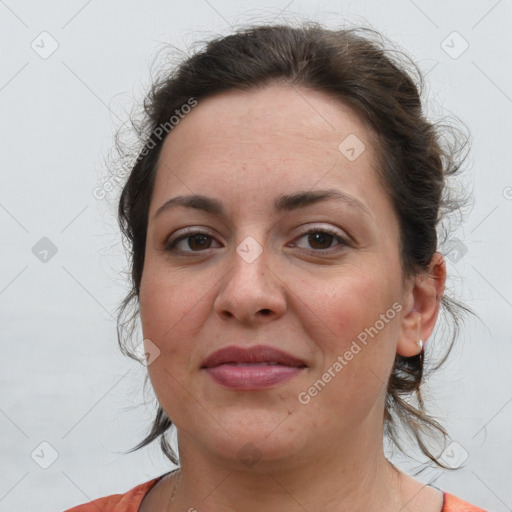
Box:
[115,22,471,468]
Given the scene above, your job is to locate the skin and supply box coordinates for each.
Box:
[138,83,447,512]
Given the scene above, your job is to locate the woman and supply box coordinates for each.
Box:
[65,22,488,512]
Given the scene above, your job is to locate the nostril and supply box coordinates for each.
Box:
[259,309,271,315]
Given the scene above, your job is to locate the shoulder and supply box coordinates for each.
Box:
[442,492,490,512]
[63,475,164,512]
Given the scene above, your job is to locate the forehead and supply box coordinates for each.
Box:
[160,83,377,155]
[151,83,385,217]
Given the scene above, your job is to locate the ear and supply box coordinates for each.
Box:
[397,252,446,357]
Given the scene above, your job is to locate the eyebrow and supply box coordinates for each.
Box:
[153,189,371,219]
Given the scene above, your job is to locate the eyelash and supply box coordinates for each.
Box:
[165,225,350,256]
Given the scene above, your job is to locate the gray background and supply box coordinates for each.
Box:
[1,0,511,510]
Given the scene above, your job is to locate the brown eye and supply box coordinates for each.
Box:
[307,232,335,250]
[186,234,212,251]
[291,227,349,254]
[166,231,220,253]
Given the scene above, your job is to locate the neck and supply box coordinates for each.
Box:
[167,432,403,512]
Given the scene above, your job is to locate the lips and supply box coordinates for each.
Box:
[201,345,307,369]
[201,345,307,390]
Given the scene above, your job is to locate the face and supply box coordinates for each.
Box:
[139,83,417,467]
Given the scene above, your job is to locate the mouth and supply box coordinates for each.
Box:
[201,345,307,390]
[201,344,307,368]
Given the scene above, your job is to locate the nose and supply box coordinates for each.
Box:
[213,242,287,325]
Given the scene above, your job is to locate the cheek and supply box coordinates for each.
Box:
[139,271,202,425]
[139,272,170,340]
[140,265,200,336]
[295,270,400,407]
[300,269,400,346]
[139,262,222,386]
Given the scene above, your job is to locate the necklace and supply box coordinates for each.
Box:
[167,469,182,508]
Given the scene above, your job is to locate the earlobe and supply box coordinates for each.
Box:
[396,308,422,357]
[396,253,446,357]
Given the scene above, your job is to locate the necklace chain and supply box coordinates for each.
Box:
[168,469,181,505]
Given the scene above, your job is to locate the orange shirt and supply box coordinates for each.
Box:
[64,474,489,512]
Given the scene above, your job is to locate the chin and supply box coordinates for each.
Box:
[188,413,310,468]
